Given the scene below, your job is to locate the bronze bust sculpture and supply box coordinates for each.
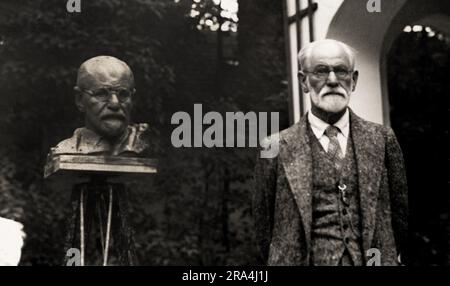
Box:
[43,56,156,266]
[49,55,149,157]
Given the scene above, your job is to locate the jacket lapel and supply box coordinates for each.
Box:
[280,115,313,251]
[350,110,384,253]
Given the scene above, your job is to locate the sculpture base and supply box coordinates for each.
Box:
[43,154,158,266]
[44,154,158,192]
[44,154,157,177]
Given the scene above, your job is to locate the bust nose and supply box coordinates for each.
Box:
[107,93,120,110]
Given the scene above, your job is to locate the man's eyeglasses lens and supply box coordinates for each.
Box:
[307,67,352,80]
[88,88,132,102]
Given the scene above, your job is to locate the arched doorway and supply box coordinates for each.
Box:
[327,0,449,125]
[387,25,449,266]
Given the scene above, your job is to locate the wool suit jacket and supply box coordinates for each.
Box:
[253,109,408,265]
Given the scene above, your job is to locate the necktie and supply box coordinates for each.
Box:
[325,125,348,205]
[324,125,344,170]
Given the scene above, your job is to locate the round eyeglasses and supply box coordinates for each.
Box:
[300,66,354,80]
[81,87,133,102]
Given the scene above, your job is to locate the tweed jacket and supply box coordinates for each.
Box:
[253,109,408,266]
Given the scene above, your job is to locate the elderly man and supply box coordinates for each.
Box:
[50,55,149,157]
[253,39,408,266]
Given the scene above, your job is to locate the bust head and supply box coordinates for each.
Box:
[74,56,135,140]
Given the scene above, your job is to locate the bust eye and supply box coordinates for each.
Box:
[117,89,131,99]
[93,88,109,98]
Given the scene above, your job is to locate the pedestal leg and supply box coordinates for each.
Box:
[63,182,137,266]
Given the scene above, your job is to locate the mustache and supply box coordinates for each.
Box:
[322,90,346,97]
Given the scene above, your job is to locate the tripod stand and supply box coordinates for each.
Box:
[64,176,137,266]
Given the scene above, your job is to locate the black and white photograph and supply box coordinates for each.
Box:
[0,0,448,272]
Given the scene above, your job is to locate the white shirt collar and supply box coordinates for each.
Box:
[308,108,350,139]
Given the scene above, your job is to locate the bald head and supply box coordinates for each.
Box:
[298,39,357,71]
[76,56,135,90]
[74,56,135,139]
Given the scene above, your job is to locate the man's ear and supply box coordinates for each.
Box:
[298,71,309,93]
[351,70,359,92]
[74,86,85,112]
